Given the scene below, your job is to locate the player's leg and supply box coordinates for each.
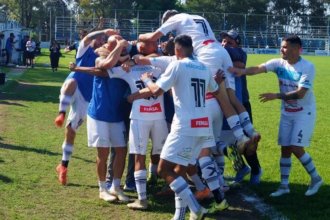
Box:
[291,113,322,196]
[108,121,129,202]
[55,79,77,127]
[127,120,150,209]
[158,134,207,219]
[186,164,211,200]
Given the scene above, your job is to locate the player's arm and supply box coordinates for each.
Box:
[82,28,118,47]
[140,72,164,97]
[133,55,152,65]
[228,64,266,77]
[259,87,309,102]
[69,61,108,77]
[97,39,128,69]
[127,89,154,103]
[139,31,164,42]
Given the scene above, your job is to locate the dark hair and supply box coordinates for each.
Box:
[163,37,175,56]
[283,35,302,47]
[174,35,193,48]
[162,10,179,24]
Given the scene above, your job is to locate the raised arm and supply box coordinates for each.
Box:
[139,31,164,42]
[97,39,128,69]
[82,28,118,47]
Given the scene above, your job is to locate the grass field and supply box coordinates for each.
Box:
[0,51,329,220]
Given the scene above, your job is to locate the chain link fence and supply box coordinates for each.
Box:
[55,9,330,54]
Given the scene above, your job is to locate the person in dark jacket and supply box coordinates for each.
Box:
[49,40,61,72]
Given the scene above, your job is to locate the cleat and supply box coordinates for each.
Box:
[54,112,65,127]
[109,188,130,202]
[56,164,67,185]
[208,199,229,214]
[251,131,261,144]
[127,199,148,210]
[195,187,214,201]
[234,165,251,183]
[236,135,250,154]
[305,176,323,196]
[250,169,263,185]
[147,173,158,185]
[99,189,117,202]
[123,181,136,192]
[270,185,290,197]
[189,206,208,220]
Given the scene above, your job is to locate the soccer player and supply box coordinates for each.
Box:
[54,28,118,185]
[137,34,225,220]
[229,35,323,196]
[220,30,262,184]
[70,36,131,202]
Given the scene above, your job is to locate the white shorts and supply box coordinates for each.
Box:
[129,119,168,155]
[197,44,235,90]
[161,131,215,166]
[278,112,316,147]
[66,88,89,131]
[87,115,127,148]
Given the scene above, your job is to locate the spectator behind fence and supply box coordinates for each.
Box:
[50,40,61,72]
[21,35,29,66]
[26,37,36,68]
[5,33,16,65]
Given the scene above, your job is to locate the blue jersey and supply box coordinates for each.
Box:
[225,47,249,103]
[66,46,97,102]
[88,76,130,122]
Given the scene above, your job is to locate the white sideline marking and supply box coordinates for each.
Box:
[241,192,288,220]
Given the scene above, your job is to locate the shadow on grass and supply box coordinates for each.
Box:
[0,100,27,107]
[0,174,13,183]
[0,142,94,164]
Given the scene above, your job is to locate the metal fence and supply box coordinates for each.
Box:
[55,10,330,53]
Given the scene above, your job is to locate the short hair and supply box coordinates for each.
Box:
[162,10,179,24]
[283,35,302,47]
[174,34,193,49]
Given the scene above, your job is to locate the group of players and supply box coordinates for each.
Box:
[54,10,322,220]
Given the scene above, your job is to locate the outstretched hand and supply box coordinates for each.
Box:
[259,93,277,102]
[213,69,226,84]
[228,67,246,77]
[140,72,153,81]
[69,62,76,71]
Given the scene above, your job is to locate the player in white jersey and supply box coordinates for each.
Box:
[229,35,323,197]
[136,34,226,220]
[139,11,260,151]
[106,65,168,210]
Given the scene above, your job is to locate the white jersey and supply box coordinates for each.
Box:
[157,13,216,54]
[263,57,316,115]
[157,13,235,89]
[108,65,165,120]
[149,56,177,72]
[156,57,218,136]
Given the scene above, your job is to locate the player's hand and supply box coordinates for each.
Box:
[127,94,135,103]
[69,62,76,71]
[105,28,119,36]
[140,72,153,81]
[259,93,277,102]
[228,67,245,77]
[133,54,143,65]
[117,39,129,48]
[213,69,225,84]
[138,33,153,42]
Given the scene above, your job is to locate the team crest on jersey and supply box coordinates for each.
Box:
[140,103,162,113]
[191,117,209,128]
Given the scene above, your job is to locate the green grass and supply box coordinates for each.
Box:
[0,52,329,219]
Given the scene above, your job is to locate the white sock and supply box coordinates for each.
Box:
[299,153,319,179]
[280,157,291,186]
[61,142,73,161]
[98,181,106,191]
[189,174,206,191]
[214,155,225,175]
[59,94,72,113]
[239,111,255,137]
[135,170,147,200]
[173,194,187,220]
[226,115,245,139]
[170,176,201,214]
[199,156,220,191]
[110,178,121,191]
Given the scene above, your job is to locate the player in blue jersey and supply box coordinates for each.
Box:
[70,36,132,202]
[218,30,262,185]
[229,35,323,197]
[54,28,118,186]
